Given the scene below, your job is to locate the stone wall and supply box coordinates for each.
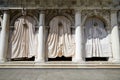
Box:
[0,0,118,8]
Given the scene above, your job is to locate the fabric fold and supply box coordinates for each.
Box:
[9,16,38,59]
[47,16,75,58]
[85,18,112,58]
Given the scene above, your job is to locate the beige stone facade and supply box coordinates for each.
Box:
[0,0,120,68]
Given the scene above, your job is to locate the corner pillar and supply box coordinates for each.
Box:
[0,10,10,63]
[111,10,120,62]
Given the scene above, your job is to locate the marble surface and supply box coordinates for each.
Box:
[0,61,120,68]
[0,68,120,80]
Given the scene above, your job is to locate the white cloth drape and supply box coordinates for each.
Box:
[9,16,38,58]
[47,16,75,58]
[85,18,112,57]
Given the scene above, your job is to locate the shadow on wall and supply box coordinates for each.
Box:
[48,56,72,61]
[11,56,35,61]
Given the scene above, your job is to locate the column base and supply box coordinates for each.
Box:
[35,59,45,63]
[111,59,120,63]
[108,57,113,62]
[108,57,120,63]
[0,58,6,63]
[72,58,84,63]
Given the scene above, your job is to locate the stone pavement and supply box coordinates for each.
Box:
[0,69,120,80]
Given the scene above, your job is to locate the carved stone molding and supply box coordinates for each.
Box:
[81,9,111,30]
[10,10,39,26]
[0,0,114,8]
[45,9,74,26]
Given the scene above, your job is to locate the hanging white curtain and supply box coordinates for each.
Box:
[9,16,38,58]
[85,18,112,57]
[47,16,75,58]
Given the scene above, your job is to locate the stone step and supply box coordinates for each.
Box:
[0,61,120,68]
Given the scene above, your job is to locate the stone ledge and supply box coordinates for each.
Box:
[0,61,120,68]
[0,6,113,9]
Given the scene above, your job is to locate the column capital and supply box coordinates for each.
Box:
[39,10,45,14]
[111,10,118,14]
[111,9,118,26]
[75,9,82,13]
[39,10,45,26]
[75,9,82,26]
[0,10,10,17]
[2,9,10,13]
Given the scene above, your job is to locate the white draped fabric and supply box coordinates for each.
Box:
[9,16,38,58]
[85,18,112,57]
[47,16,75,58]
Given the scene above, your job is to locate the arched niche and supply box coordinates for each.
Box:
[83,15,109,29]
[46,16,75,60]
[47,14,74,27]
[10,11,39,26]
[45,9,75,27]
[8,15,38,61]
[83,17,112,61]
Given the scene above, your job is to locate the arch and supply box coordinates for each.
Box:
[84,15,108,28]
[47,16,75,58]
[49,16,72,27]
[46,13,74,26]
[84,17,112,58]
[10,12,38,26]
[85,17,106,32]
[13,15,37,28]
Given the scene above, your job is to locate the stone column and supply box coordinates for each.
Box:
[111,10,120,62]
[0,10,10,63]
[72,10,83,62]
[35,10,45,62]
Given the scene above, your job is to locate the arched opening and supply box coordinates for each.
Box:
[8,16,38,61]
[47,16,75,61]
[84,17,112,61]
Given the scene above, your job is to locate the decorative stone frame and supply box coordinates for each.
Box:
[81,10,111,31]
[10,10,39,26]
[45,9,75,27]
